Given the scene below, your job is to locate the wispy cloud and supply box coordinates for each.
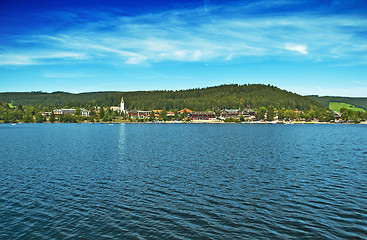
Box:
[0,51,86,66]
[1,0,367,66]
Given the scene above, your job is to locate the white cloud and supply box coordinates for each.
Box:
[284,43,308,54]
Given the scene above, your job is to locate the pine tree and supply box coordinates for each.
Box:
[50,111,56,123]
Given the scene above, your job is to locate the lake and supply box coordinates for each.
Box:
[0,123,366,239]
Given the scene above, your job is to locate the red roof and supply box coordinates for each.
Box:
[178,108,193,113]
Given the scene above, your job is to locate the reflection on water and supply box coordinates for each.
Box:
[118,123,126,153]
[0,123,366,239]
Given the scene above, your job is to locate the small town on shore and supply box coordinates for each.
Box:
[1,97,366,124]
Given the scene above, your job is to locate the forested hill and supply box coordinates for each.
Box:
[0,84,324,111]
[307,95,367,111]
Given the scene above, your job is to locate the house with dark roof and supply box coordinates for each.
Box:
[242,109,256,120]
[220,109,241,119]
[188,111,216,120]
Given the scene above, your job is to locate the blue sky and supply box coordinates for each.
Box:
[1,0,367,96]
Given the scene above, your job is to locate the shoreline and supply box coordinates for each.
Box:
[2,120,366,125]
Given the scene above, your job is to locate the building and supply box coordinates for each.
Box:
[178,108,193,115]
[41,112,51,117]
[129,110,151,118]
[81,109,89,117]
[120,97,125,113]
[110,106,120,112]
[220,109,241,119]
[152,110,162,115]
[52,108,89,116]
[242,109,256,120]
[333,111,342,122]
[110,97,126,114]
[53,109,76,115]
[189,111,216,120]
[129,110,139,118]
[53,109,62,115]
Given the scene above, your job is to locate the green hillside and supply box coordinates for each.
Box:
[307,96,367,111]
[329,102,366,112]
[0,84,324,111]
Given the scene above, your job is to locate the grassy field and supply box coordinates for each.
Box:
[329,102,366,112]
[307,95,367,110]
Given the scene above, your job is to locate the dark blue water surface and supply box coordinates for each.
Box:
[0,123,366,239]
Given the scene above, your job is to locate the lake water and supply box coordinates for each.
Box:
[0,123,366,239]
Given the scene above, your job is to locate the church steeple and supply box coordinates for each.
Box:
[120,97,125,113]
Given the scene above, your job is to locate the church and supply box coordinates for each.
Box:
[110,97,126,114]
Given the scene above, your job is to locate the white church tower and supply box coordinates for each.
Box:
[120,97,125,113]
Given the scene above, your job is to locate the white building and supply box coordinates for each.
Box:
[81,108,89,117]
[53,109,76,115]
[120,97,125,113]
[53,108,89,116]
[110,97,126,114]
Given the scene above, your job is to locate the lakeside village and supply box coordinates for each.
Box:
[1,97,366,124]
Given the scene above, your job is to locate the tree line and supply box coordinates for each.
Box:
[0,84,324,111]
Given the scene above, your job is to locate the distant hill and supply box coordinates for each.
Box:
[0,84,324,111]
[307,96,367,111]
